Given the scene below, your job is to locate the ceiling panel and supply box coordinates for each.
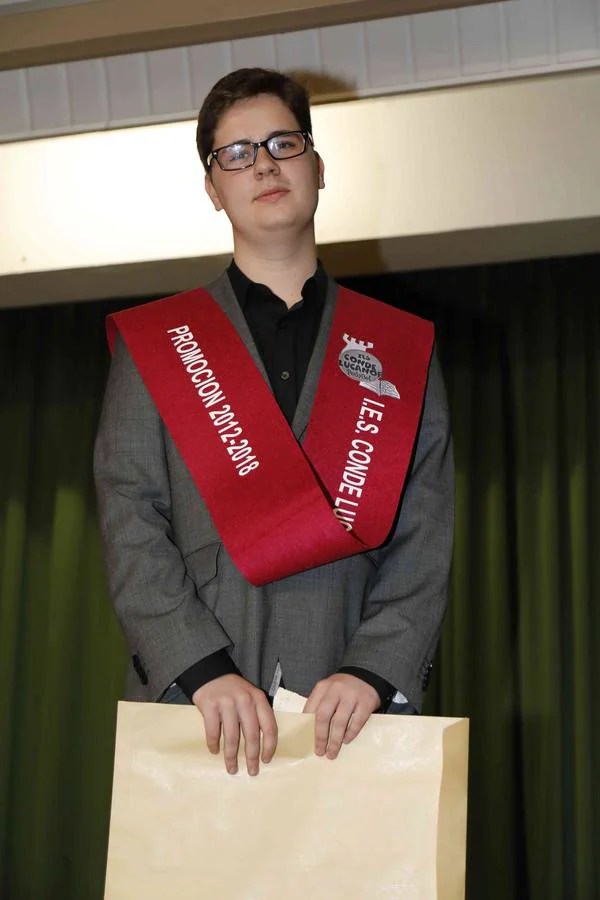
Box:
[146,48,192,117]
[457,3,503,75]
[0,67,29,132]
[104,53,150,123]
[275,30,322,80]
[0,1,598,144]
[317,22,369,93]
[505,0,553,69]
[65,57,108,126]
[412,9,461,81]
[364,17,413,89]
[187,43,232,112]
[231,34,278,72]
[555,0,599,62]
[26,62,70,130]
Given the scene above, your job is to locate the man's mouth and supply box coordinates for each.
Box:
[255,187,289,202]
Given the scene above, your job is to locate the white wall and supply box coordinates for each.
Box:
[1,69,599,306]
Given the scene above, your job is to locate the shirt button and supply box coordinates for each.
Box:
[280,370,291,381]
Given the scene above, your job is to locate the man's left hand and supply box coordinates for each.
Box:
[303,674,380,759]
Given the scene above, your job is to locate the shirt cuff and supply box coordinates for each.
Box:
[177,650,240,701]
[338,666,397,712]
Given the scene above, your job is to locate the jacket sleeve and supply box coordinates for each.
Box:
[93,335,233,700]
[339,345,454,710]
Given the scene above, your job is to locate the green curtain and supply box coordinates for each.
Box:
[349,255,600,900]
[1,255,599,899]
[0,300,129,900]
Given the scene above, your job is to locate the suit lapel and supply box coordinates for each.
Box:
[292,276,338,440]
[205,270,271,388]
[205,270,339,441]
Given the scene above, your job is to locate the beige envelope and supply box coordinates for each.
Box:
[104,694,468,900]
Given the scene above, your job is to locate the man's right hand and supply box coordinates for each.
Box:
[192,674,278,776]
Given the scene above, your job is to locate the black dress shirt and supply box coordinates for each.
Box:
[176,261,396,711]
[228,260,327,425]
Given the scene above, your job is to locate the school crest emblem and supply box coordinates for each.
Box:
[338,335,400,399]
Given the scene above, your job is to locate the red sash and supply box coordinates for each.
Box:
[107,287,433,585]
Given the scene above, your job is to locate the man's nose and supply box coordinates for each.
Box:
[254,144,280,175]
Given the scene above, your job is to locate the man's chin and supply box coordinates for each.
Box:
[253,212,307,233]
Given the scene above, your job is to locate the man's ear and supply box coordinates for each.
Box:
[205,172,224,212]
[315,152,325,190]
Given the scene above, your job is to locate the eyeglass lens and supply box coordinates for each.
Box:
[217,132,307,170]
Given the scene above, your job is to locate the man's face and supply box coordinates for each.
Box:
[204,93,325,241]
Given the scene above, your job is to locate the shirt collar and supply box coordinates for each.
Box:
[227,258,328,313]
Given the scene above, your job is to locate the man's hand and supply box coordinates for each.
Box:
[303,673,380,759]
[193,674,277,776]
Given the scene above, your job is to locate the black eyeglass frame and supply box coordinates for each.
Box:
[207,130,314,171]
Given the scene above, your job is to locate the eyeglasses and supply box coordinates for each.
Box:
[207,131,313,171]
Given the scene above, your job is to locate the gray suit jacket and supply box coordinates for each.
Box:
[94,271,454,709]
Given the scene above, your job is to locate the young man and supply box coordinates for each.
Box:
[94,68,454,778]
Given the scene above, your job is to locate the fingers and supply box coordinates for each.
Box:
[229,692,278,776]
[238,692,278,775]
[196,673,378,772]
[342,705,371,745]
[202,704,222,755]
[238,693,261,776]
[194,675,278,776]
[318,699,355,759]
[303,683,325,715]
[220,700,241,775]
[256,699,278,765]
[305,674,380,759]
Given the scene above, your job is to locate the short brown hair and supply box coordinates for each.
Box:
[196,68,312,172]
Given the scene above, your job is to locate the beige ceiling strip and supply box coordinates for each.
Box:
[0,0,501,70]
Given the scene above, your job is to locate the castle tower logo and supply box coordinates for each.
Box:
[338,335,400,399]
